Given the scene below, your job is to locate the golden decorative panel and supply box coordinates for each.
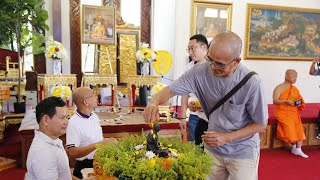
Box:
[99,44,117,75]
[83,74,117,86]
[118,33,138,83]
[124,75,161,87]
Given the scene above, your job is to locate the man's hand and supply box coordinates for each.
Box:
[188,101,198,112]
[286,100,295,106]
[202,131,231,147]
[180,119,187,131]
[143,103,159,123]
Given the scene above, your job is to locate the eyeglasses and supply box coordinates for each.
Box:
[186,45,200,53]
[205,56,238,70]
[186,44,202,53]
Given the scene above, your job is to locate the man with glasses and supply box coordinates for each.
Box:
[144,31,268,180]
[181,34,209,146]
[66,87,117,179]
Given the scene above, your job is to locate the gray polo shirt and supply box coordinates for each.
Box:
[169,62,268,159]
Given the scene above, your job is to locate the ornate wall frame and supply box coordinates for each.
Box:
[245,4,320,60]
[190,1,232,42]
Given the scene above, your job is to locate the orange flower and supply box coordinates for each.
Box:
[165,158,171,169]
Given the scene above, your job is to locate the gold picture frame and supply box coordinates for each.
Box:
[191,1,232,42]
[244,4,320,60]
[82,5,116,44]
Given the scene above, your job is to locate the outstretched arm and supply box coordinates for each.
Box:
[144,87,175,123]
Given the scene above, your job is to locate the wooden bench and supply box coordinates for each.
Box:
[259,103,320,149]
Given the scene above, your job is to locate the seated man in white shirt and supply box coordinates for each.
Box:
[66,87,117,179]
[26,96,95,180]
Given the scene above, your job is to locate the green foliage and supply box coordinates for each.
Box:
[95,134,214,180]
[0,0,49,53]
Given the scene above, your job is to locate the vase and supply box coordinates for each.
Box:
[53,59,62,75]
[141,62,150,76]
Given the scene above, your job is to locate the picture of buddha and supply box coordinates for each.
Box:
[83,5,115,44]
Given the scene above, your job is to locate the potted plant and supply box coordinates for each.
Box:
[0,0,49,113]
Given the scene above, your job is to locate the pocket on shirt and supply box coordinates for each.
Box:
[223,101,245,122]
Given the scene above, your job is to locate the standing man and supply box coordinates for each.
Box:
[309,57,320,75]
[66,87,116,179]
[27,97,71,180]
[309,57,320,139]
[181,34,208,145]
[144,32,268,180]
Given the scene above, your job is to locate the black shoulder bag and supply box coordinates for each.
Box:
[207,71,257,118]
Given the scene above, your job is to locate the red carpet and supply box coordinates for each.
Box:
[1,146,319,179]
[259,146,320,180]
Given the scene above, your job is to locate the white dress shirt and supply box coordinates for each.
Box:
[27,130,72,180]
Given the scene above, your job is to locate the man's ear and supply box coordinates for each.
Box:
[83,99,89,106]
[42,115,50,126]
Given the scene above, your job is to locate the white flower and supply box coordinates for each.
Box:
[171,151,178,158]
[134,144,144,150]
[141,42,149,49]
[145,151,156,159]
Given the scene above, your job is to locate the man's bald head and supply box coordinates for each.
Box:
[210,31,242,59]
[72,87,94,107]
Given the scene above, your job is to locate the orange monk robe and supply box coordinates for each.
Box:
[274,85,305,143]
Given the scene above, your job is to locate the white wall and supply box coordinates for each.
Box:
[153,0,320,104]
[45,0,71,74]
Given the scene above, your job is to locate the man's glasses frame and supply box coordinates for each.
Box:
[205,55,238,70]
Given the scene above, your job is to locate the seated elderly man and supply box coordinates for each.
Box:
[66,87,117,179]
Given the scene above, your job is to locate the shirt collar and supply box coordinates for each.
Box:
[34,130,63,148]
[76,109,92,119]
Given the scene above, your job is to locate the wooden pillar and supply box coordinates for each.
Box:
[70,0,82,87]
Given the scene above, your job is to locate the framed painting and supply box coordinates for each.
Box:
[191,1,232,42]
[245,4,320,60]
[82,5,115,44]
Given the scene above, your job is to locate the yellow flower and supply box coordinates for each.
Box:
[148,159,156,168]
[45,36,68,60]
[50,86,72,100]
[136,42,157,63]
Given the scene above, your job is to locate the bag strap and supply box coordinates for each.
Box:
[207,71,257,117]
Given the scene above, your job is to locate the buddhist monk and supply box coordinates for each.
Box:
[273,69,308,158]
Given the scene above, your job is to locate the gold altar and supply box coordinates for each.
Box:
[123,75,161,112]
[37,74,77,101]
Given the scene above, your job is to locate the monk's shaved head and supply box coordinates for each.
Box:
[285,69,297,84]
[286,69,297,76]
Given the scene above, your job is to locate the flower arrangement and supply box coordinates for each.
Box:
[50,86,72,100]
[94,134,214,179]
[136,42,157,63]
[45,36,68,60]
[150,83,167,96]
